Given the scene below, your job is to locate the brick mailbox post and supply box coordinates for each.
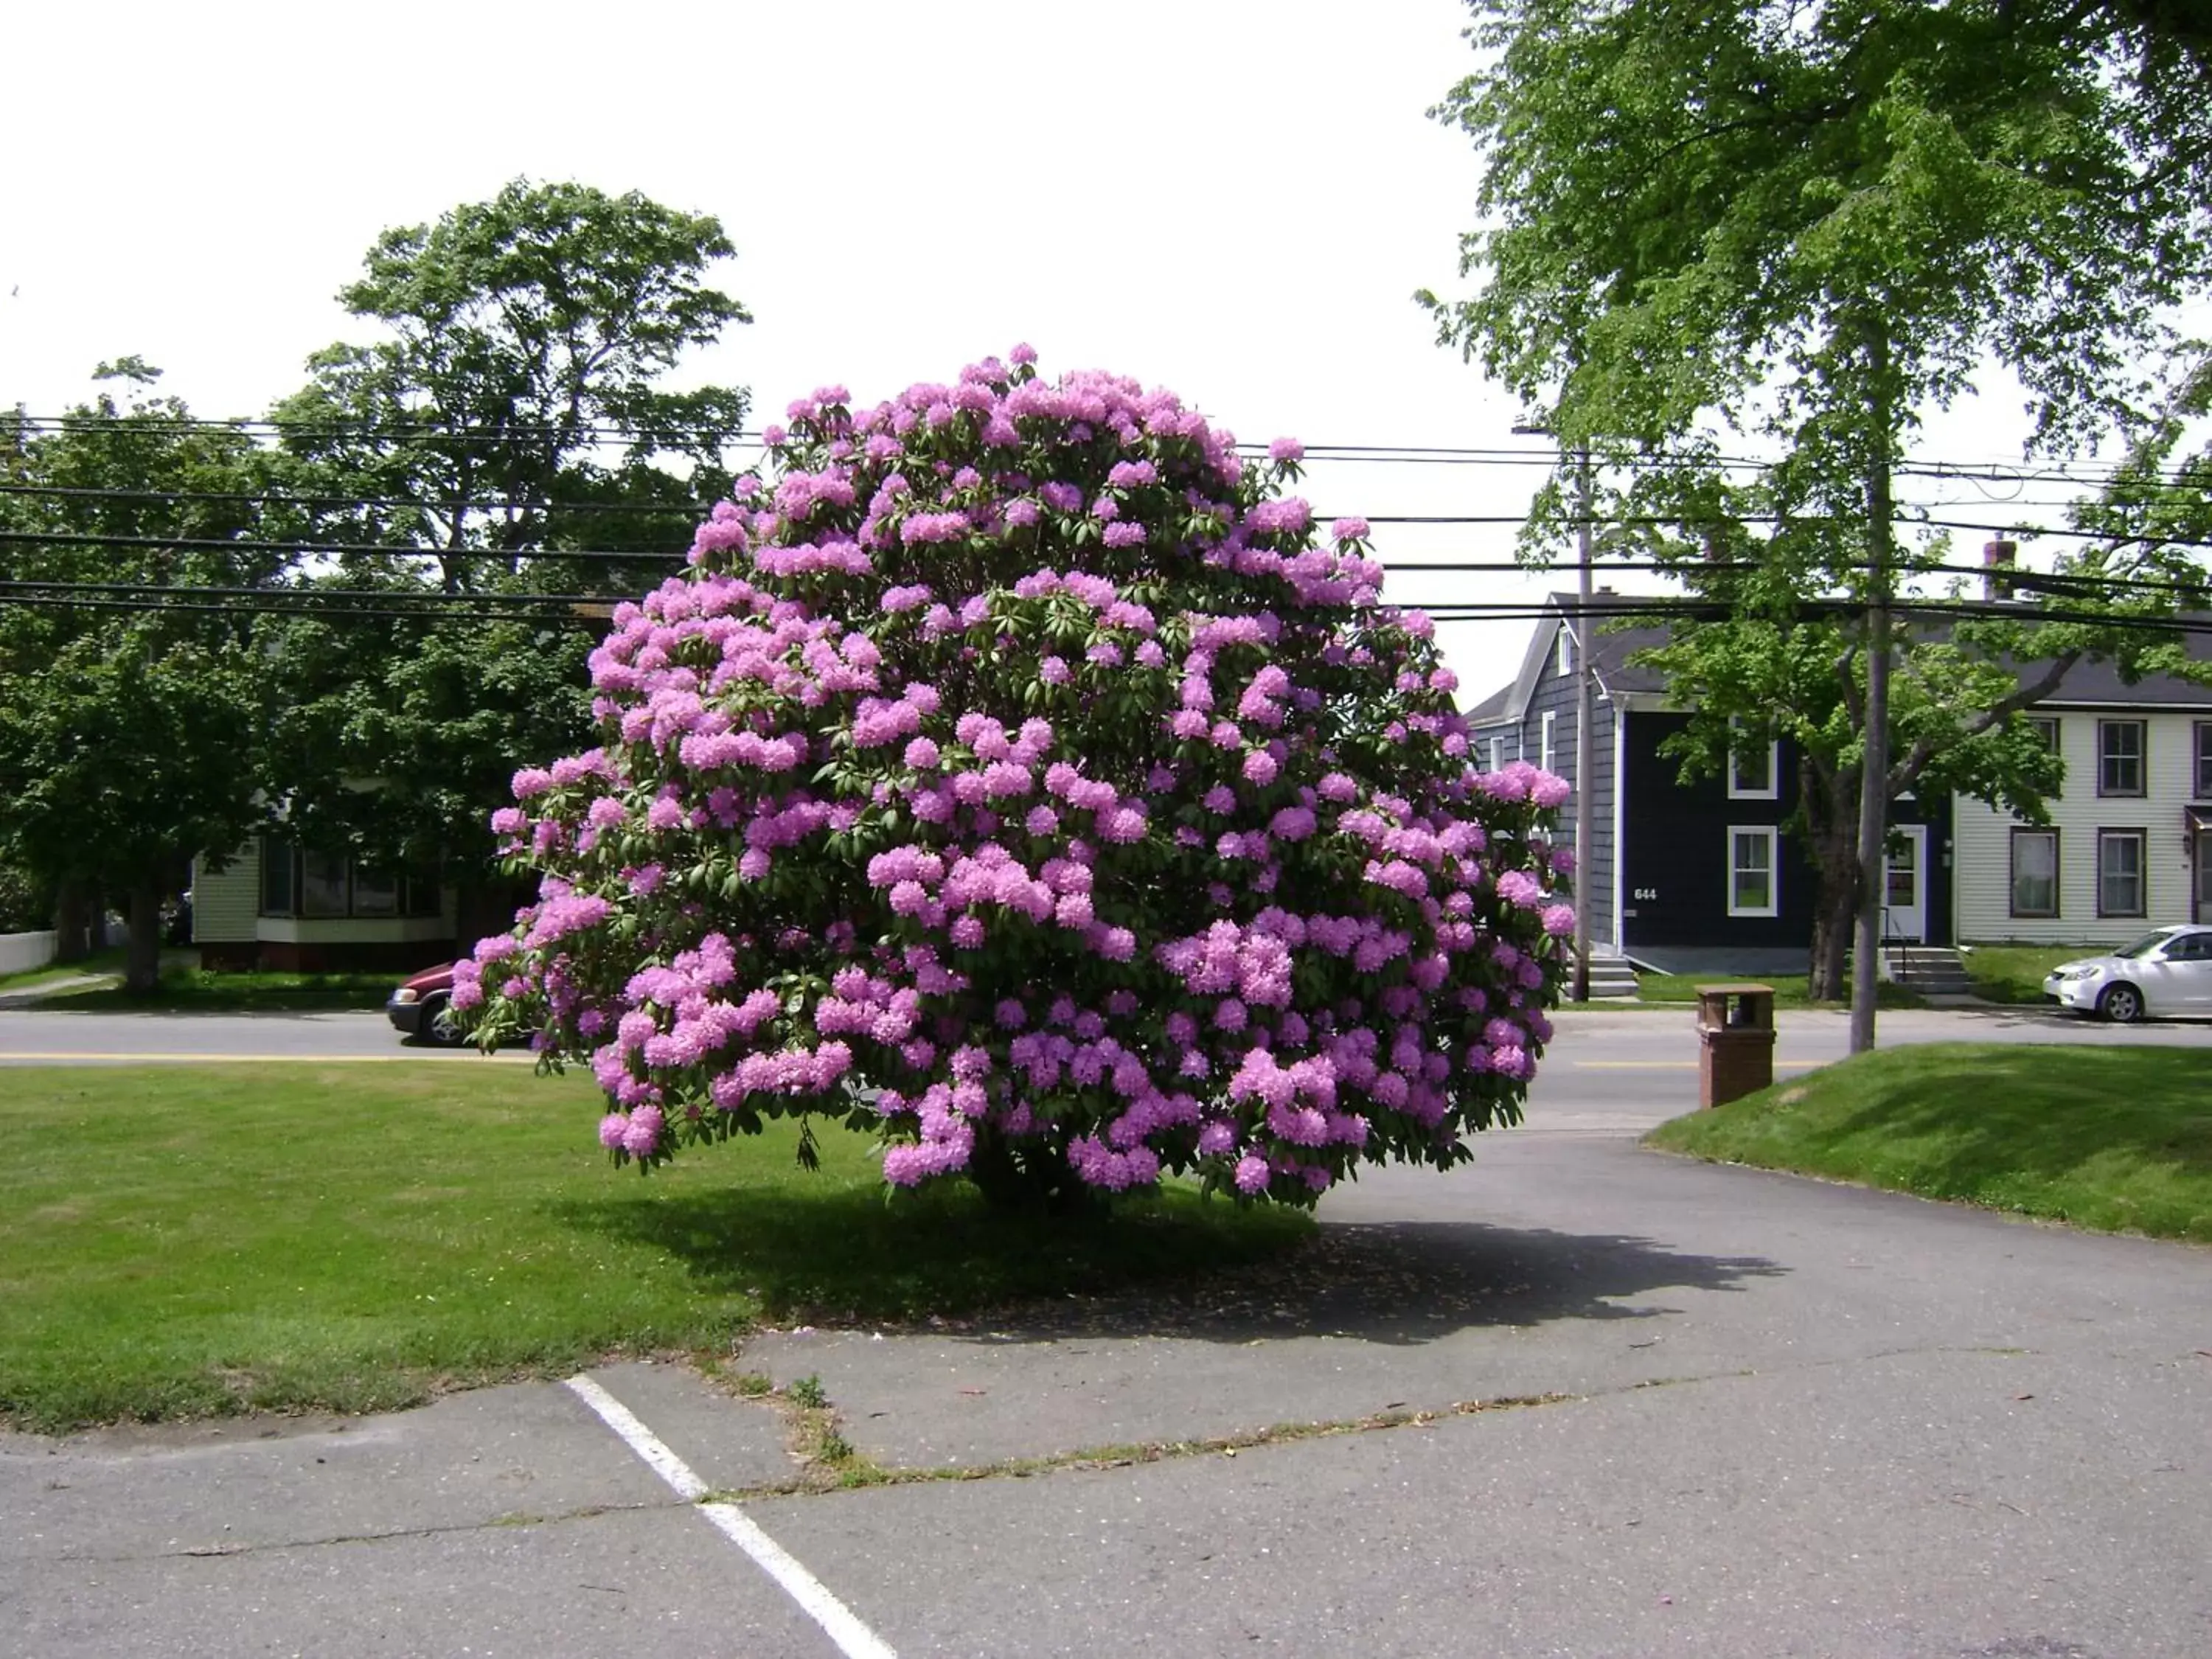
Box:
[1694,983,1775,1109]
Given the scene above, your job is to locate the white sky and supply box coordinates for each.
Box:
[0,0,2157,700]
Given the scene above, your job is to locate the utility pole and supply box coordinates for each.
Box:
[1849,338,1894,1056]
[1515,418,1599,1004]
[1571,442,1594,1004]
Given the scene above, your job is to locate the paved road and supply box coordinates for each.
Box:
[7,996,2210,1077]
[7,1004,2211,1655]
[0,1007,516,1065]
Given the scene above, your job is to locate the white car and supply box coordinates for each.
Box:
[2042,925,2212,1023]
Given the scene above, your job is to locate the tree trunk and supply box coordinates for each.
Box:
[52,879,95,963]
[1806,828,1860,1002]
[965,1125,1103,1217]
[125,877,164,995]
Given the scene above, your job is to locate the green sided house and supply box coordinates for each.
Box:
[190,838,457,972]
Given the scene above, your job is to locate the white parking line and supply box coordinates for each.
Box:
[565,1374,898,1659]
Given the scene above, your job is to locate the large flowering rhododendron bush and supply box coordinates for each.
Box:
[459,350,1573,1209]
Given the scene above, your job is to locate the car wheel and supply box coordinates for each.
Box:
[422,995,470,1047]
[2098,982,2146,1025]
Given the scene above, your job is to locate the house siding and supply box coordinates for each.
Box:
[1955,706,2209,944]
[1619,712,1950,955]
[191,848,260,945]
[1467,618,1619,948]
[190,835,459,970]
[1619,712,1812,952]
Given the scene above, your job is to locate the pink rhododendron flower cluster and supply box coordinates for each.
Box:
[460,353,1572,1210]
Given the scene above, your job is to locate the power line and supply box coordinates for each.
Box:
[0,528,688,564]
[0,580,611,607]
[0,481,734,515]
[5,511,2211,568]
[0,594,605,625]
[9,413,2205,488]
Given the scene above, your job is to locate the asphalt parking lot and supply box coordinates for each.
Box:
[4,1005,2209,1655]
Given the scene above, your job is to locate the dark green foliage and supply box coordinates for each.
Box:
[265,179,753,882]
[1422,0,2212,1001]
[0,364,282,988]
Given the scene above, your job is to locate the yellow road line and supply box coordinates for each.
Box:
[0,1051,537,1064]
[1571,1058,1823,1071]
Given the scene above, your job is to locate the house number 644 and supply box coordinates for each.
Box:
[1632,888,1659,901]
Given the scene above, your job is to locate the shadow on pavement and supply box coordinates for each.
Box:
[968,1218,1789,1345]
[557,1178,1784,1346]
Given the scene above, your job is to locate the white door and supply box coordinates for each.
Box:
[1885,824,1928,943]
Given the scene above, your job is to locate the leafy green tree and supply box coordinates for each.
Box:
[1423,0,2212,1037]
[0,362,282,990]
[265,180,752,905]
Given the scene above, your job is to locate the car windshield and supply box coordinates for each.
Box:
[2112,930,2180,959]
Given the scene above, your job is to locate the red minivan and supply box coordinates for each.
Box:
[386,963,467,1046]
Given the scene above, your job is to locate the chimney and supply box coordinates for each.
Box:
[1983,540,2017,603]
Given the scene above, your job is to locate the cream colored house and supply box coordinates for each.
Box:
[1952,655,2212,946]
[191,837,456,972]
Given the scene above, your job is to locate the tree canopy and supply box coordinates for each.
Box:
[1422,0,2212,1016]
[0,362,282,987]
[265,179,753,889]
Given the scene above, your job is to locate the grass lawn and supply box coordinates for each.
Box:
[0,1065,1310,1433]
[44,967,400,1012]
[1630,972,1923,1009]
[1956,944,2082,1006]
[1646,1043,2212,1242]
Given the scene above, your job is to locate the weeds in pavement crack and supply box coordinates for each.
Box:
[700,1391,1581,1501]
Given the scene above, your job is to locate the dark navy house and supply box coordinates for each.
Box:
[1464,594,1951,976]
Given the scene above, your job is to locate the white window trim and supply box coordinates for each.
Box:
[1726,717,1780,801]
[1488,735,1503,773]
[1540,710,1556,773]
[1556,624,1574,677]
[1727,824,1780,918]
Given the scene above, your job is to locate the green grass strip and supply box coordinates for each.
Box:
[44,967,402,1012]
[0,1065,1308,1433]
[1646,1043,2212,1242]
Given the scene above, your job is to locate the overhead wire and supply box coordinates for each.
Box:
[7,412,2205,489]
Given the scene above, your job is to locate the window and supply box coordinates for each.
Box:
[257,839,442,920]
[2196,721,2212,799]
[299,850,351,919]
[350,869,401,918]
[259,836,295,917]
[1488,736,1503,773]
[1540,711,1556,773]
[2097,829,2146,918]
[1728,826,1779,917]
[2098,720,2146,796]
[1556,625,1574,677]
[2009,828,2059,919]
[2029,715,2061,754]
[1727,717,1778,800]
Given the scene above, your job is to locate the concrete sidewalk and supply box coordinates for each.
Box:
[0,972,116,1010]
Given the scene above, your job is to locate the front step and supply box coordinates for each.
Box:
[1881,945,1973,994]
[1561,955,1641,999]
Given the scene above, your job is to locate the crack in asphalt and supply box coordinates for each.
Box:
[29,1498,671,1565]
[711,1338,2055,1500]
